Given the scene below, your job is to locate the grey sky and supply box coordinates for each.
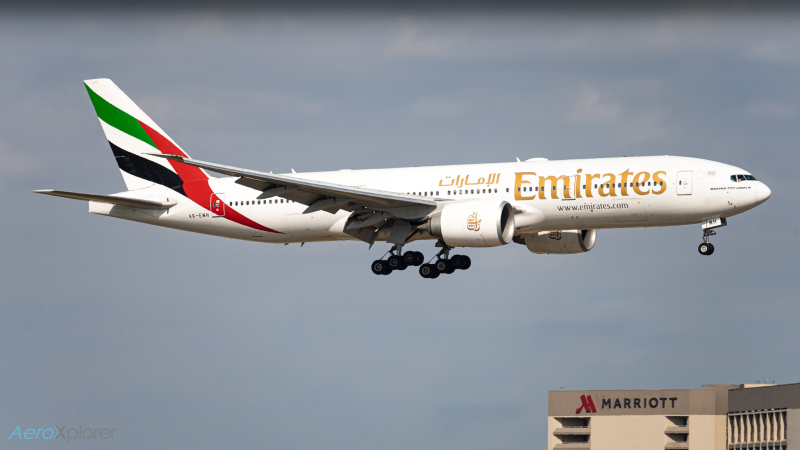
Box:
[1,10,799,450]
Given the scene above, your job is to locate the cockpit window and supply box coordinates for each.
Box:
[731,174,757,182]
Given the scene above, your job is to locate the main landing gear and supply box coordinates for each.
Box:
[371,244,424,275]
[698,229,715,256]
[418,244,471,279]
[369,243,472,278]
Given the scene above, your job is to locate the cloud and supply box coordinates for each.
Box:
[410,97,468,117]
[746,101,795,118]
[386,16,451,57]
[569,85,620,123]
[618,109,669,145]
[744,41,800,62]
[0,142,40,177]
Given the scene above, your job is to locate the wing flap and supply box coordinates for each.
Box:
[33,190,177,210]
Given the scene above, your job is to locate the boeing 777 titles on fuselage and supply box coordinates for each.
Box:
[35,79,772,278]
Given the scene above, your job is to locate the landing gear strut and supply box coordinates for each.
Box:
[698,229,715,256]
[419,242,472,279]
[370,244,423,275]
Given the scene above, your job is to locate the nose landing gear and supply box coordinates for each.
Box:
[698,229,715,256]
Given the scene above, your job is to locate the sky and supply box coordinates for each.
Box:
[1,6,799,450]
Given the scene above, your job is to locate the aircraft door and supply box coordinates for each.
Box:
[559,176,577,200]
[677,171,693,195]
[211,193,225,216]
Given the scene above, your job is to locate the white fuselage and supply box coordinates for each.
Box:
[89,155,770,245]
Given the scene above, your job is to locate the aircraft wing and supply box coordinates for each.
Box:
[149,154,437,214]
[32,190,177,210]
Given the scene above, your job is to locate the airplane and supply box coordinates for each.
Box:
[34,79,772,278]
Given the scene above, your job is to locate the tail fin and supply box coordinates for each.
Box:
[84,78,207,194]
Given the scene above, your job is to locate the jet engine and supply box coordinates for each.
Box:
[423,200,515,247]
[518,229,597,254]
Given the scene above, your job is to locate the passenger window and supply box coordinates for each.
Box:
[618,183,621,188]
[594,184,597,188]
[535,187,539,191]
[471,189,474,194]
[647,182,651,186]
[552,186,556,191]
[505,188,509,192]
[436,191,439,195]
[281,199,284,203]
[447,190,451,195]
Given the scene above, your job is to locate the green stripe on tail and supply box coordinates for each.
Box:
[84,83,157,149]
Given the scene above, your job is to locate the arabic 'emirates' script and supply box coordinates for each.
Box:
[467,212,481,231]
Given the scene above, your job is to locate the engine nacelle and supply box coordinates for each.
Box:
[520,229,597,254]
[426,200,515,247]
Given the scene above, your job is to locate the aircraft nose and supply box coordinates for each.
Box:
[755,182,771,204]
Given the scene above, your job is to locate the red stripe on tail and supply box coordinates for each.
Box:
[139,120,282,234]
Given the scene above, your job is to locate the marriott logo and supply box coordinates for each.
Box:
[576,395,597,414]
[575,394,679,413]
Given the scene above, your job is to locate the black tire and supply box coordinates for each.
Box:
[382,264,393,275]
[419,263,434,278]
[698,243,715,255]
[388,255,404,270]
[413,251,424,266]
[429,270,440,279]
[402,251,416,266]
[436,259,455,274]
[461,255,471,270]
[450,255,464,270]
[371,260,385,275]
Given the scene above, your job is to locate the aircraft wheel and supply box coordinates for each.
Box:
[371,260,386,275]
[413,251,424,266]
[435,259,455,274]
[698,243,715,255]
[402,251,416,266]
[388,255,405,270]
[461,255,471,270]
[450,255,464,270]
[419,263,437,278]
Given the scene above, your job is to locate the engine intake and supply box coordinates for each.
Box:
[519,229,596,254]
[425,200,515,247]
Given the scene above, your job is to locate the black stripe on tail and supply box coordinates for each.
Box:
[109,142,187,197]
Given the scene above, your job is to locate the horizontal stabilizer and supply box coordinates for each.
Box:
[32,190,177,210]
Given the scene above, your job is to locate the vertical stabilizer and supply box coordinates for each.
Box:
[84,78,207,195]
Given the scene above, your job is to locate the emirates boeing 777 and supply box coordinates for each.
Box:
[35,79,771,278]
